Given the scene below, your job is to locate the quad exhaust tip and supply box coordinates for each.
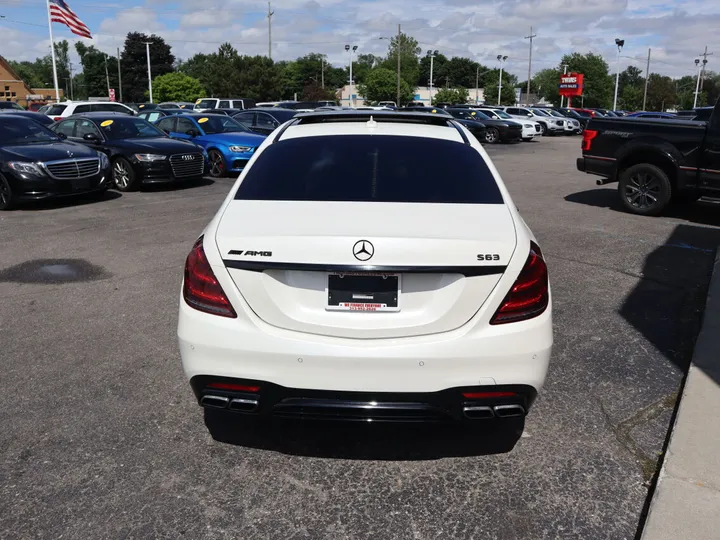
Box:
[463,404,526,419]
[200,394,259,413]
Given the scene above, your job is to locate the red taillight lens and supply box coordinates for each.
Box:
[462,391,517,399]
[53,116,62,121]
[581,129,598,151]
[207,383,260,392]
[183,237,237,318]
[491,241,549,325]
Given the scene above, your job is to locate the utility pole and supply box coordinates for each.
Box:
[396,24,401,107]
[117,48,123,102]
[475,65,480,105]
[267,2,274,60]
[321,56,324,88]
[143,41,153,103]
[428,51,435,104]
[642,48,651,111]
[559,64,567,108]
[104,53,111,97]
[68,61,74,100]
[497,55,507,105]
[524,26,537,105]
[698,46,713,94]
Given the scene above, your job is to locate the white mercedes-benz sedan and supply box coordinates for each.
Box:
[178,110,552,430]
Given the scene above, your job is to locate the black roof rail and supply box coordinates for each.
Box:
[274,110,472,144]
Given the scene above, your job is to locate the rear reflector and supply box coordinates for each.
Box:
[183,236,237,318]
[462,391,518,399]
[490,241,549,325]
[207,382,260,392]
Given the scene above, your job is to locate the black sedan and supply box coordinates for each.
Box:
[397,106,488,142]
[232,108,297,135]
[446,108,522,144]
[0,111,55,126]
[50,113,207,191]
[0,115,110,210]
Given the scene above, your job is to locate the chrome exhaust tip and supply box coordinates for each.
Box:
[463,405,494,419]
[200,395,230,409]
[229,398,259,413]
[493,404,526,418]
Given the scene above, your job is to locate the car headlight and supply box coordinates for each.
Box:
[134,153,167,162]
[98,152,109,169]
[8,161,44,176]
[229,145,254,153]
[524,124,533,128]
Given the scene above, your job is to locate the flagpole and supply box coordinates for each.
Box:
[45,0,61,102]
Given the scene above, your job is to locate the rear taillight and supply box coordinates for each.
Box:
[490,241,549,325]
[462,391,517,399]
[53,116,62,121]
[207,382,260,392]
[183,237,237,318]
[581,129,598,151]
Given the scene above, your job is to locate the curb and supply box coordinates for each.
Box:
[640,247,720,540]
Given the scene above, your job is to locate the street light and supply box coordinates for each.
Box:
[612,38,625,111]
[693,58,703,108]
[427,50,436,104]
[345,44,358,107]
[497,55,508,105]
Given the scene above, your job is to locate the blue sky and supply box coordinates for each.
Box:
[0,0,716,80]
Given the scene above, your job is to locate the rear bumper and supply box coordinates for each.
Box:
[577,156,618,181]
[178,294,553,402]
[190,375,538,423]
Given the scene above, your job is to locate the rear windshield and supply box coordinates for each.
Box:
[46,104,67,115]
[234,135,503,204]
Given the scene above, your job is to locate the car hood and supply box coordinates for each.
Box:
[480,118,515,128]
[0,140,98,162]
[198,131,266,146]
[110,137,202,154]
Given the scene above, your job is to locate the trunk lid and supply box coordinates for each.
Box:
[215,200,516,338]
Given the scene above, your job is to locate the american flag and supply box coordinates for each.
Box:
[48,0,92,39]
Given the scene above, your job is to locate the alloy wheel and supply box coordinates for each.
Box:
[209,151,225,177]
[113,161,130,189]
[485,129,498,143]
[624,171,661,210]
[0,176,11,209]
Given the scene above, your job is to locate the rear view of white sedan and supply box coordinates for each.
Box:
[177,110,552,431]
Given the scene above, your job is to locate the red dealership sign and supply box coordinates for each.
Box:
[558,73,584,97]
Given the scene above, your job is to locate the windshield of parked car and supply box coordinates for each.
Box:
[573,110,592,118]
[0,117,60,144]
[98,117,166,140]
[196,99,217,109]
[467,110,491,120]
[197,115,250,134]
[546,110,565,117]
[492,110,514,119]
[235,135,503,204]
[531,109,551,116]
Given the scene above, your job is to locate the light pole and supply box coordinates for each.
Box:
[144,41,153,103]
[613,38,624,111]
[427,50,436,104]
[693,58,703,108]
[497,55,508,105]
[345,44,358,107]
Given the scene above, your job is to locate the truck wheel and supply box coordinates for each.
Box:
[618,163,672,216]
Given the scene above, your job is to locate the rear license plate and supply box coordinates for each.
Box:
[71,178,91,191]
[326,272,401,312]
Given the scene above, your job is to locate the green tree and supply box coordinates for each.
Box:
[121,32,174,102]
[645,73,676,111]
[620,85,644,111]
[483,80,517,105]
[151,72,204,102]
[533,68,561,105]
[381,32,421,88]
[75,42,111,98]
[440,57,481,89]
[559,52,612,108]
[357,67,413,105]
[235,55,284,100]
[302,80,337,101]
[619,65,644,90]
[353,53,381,85]
[280,53,342,98]
[432,87,469,105]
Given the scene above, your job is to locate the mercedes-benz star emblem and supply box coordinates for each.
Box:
[66,151,74,158]
[352,240,374,261]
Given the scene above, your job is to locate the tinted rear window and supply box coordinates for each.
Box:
[46,104,67,115]
[235,135,503,204]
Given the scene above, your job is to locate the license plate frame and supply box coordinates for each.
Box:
[326,272,401,312]
[71,178,91,191]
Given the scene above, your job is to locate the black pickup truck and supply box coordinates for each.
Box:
[576,98,719,216]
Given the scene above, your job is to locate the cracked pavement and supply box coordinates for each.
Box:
[1,137,719,539]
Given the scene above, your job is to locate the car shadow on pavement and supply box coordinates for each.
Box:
[204,410,523,459]
[143,177,215,192]
[564,188,720,227]
[620,223,720,387]
[14,189,122,211]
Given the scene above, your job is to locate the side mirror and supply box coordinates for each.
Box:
[57,132,67,140]
[187,129,199,138]
[83,133,99,141]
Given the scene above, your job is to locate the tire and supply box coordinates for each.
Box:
[112,157,138,191]
[484,128,500,144]
[522,137,534,142]
[618,163,672,216]
[539,123,547,136]
[208,150,226,178]
[0,173,13,210]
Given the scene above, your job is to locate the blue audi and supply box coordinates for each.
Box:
[155,114,267,177]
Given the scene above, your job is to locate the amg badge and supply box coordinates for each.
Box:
[228,250,272,257]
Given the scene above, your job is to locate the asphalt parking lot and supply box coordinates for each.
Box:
[2,135,720,540]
